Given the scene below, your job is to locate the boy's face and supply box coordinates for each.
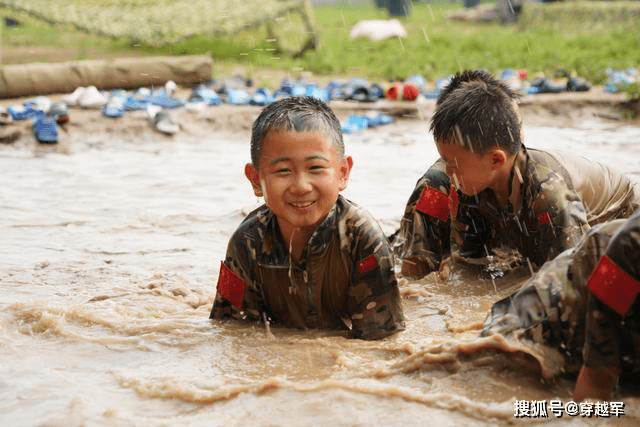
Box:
[437,141,501,196]
[245,130,352,240]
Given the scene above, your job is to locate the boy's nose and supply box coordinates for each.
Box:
[290,173,313,192]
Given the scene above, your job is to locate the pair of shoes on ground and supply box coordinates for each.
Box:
[62,86,109,109]
[527,71,592,94]
[327,78,382,103]
[555,69,592,92]
[526,77,565,94]
[4,98,67,143]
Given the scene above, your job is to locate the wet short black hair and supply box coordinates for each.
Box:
[250,96,344,169]
[430,70,522,155]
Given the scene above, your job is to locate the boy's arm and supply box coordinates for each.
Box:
[395,160,452,279]
[528,173,590,265]
[209,237,262,321]
[573,294,622,401]
[574,210,640,400]
[349,220,405,340]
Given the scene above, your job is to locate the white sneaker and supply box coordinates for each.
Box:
[78,86,108,109]
[154,111,178,135]
[61,87,85,107]
[165,80,177,96]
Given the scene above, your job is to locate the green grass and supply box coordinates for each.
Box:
[1,1,639,85]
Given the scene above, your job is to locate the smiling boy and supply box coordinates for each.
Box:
[394,70,639,280]
[210,96,404,339]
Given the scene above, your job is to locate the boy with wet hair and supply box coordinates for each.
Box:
[482,209,640,401]
[210,96,404,340]
[394,69,639,279]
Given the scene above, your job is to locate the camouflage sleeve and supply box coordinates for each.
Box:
[348,215,405,340]
[394,159,451,279]
[209,232,263,322]
[582,209,640,370]
[527,170,590,266]
[582,294,622,372]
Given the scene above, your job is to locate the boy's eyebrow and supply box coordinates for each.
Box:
[269,156,290,165]
[268,153,330,165]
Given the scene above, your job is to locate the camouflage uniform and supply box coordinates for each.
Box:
[482,209,640,378]
[210,195,405,340]
[394,146,640,278]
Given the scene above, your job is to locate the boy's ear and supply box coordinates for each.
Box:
[491,149,507,169]
[244,163,263,196]
[338,156,353,191]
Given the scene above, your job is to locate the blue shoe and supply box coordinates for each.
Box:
[324,81,344,101]
[27,96,52,114]
[290,84,307,97]
[124,95,151,111]
[528,77,564,94]
[249,88,274,106]
[7,104,37,121]
[102,94,126,118]
[365,111,394,127]
[226,89,250,105]
[149,91,184,109]
[33,114,58,143]
[305,85,329,102]
[275,79,294,97]
[424,76,453,100]
[190,85,221,106]
[341,115,369,134]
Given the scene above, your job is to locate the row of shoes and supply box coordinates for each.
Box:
[500,68,592,94]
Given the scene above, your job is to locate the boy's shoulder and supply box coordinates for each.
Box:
[231,204,273,239]
[336,196,383,231]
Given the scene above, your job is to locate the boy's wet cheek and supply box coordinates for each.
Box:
[260,180,269,203]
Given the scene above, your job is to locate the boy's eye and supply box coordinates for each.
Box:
[275,168,291,175]
[309,165,326,172]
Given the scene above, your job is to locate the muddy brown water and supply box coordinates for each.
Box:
[1,111,639,426]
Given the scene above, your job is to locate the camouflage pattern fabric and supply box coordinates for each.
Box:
[482,209,640,377]
[394,145,640,279]
[210,195,405,340]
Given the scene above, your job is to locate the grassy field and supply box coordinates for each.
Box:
[1,1,639,85]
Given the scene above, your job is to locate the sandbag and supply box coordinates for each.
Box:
[0,55,212,99]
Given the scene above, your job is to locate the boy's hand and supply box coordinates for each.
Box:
[401,257,429,280]
[573,365,619,402]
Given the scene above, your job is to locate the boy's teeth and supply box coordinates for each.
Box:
[292,201,313,208]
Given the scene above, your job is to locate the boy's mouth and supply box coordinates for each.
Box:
[290,201,315,209]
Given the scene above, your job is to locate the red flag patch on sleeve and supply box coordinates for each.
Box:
[537,211,551,225]
[358,255,378,273]
[216,261,245,309]
[416,186,450,222]
[588,255,640,316]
